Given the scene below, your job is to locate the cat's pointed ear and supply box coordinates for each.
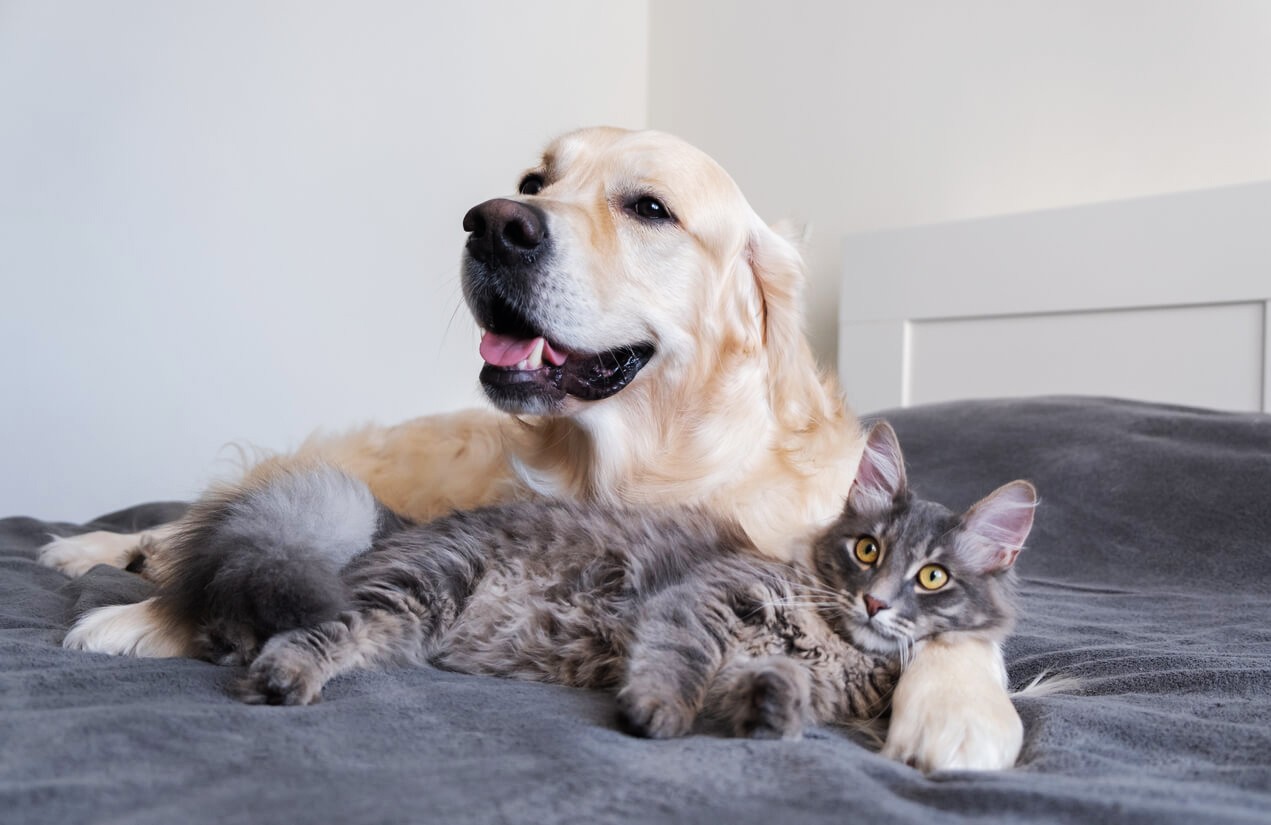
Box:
[847,421,908,513]
[955,480,1038,573]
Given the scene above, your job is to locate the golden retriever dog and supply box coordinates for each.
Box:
[40,127,1022,771]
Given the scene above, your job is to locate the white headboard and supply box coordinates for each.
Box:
[839,182,1271,415]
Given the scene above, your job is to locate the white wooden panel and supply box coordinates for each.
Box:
[1263,301,1271,413]
[906,303,1265,413]
[838,320,907,414]
[841,182,1271,323]
[840,182,1271,413]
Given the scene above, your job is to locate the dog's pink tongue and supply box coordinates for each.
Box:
[480,332,537,367]
[479,331,568,367]
[541,339,567,365]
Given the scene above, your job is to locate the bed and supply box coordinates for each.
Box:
[4,397,1269,824]
[5,184,1271,824]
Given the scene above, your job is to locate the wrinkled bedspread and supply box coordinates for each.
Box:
[3,397,1269,824]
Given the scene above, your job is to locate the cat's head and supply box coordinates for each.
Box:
[811,421,1038,656]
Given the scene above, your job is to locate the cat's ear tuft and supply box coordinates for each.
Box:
[847,421,908,513]
[955,480,1038,573]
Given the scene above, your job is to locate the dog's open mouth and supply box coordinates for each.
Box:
[474,296,655,412]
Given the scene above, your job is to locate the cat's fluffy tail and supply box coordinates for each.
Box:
[154,464,401,662]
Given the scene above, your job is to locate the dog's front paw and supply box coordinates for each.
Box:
[616,690,695,739]
[235,642,325,706]
[883,688,1022,771]
[883,638,1022,772]
[39,531,139,577]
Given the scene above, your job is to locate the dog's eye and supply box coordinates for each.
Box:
[518,175,545,196]
[629,196,674,222]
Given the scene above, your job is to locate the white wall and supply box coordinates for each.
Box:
[648,1,1271,368]
[0,1,648,519]
[9,2,1271,518]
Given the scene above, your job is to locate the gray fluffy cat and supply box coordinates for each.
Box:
[154,422,1037,740]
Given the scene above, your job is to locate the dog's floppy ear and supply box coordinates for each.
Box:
[747,219,825,428]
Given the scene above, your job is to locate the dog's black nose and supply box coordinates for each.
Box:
[463,198,548,266]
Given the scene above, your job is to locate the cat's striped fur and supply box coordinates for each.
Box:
[148,423,1036,740]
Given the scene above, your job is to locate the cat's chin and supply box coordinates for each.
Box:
[849,624,911,655]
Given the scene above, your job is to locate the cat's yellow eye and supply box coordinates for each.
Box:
[916,564,950,591]
[853,536,880,565]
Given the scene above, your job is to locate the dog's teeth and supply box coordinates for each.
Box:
[527,338,545,370]
[515,359,530,370]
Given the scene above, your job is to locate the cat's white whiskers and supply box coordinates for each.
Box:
[798,584,849,599]
[896,637,916,672]
[742,597,840,619]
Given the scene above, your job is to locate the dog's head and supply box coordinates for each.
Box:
[462,127,811,423]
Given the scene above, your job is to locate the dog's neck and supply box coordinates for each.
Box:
[505,351,862,559]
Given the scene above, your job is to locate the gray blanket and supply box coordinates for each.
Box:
[3,397,1269,824]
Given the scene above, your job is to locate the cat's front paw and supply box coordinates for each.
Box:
[616,690,695,739]
[883,638,1022,771]
[736,660,810,740]
[235,640,325,706]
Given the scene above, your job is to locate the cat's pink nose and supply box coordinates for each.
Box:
[863,594,889,617]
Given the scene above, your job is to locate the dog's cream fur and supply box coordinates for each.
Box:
[41,127,1021,772]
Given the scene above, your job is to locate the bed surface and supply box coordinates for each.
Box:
[3,397,1269,824]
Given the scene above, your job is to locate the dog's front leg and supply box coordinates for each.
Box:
[39,523,178,578]
[882,636,1022,772]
